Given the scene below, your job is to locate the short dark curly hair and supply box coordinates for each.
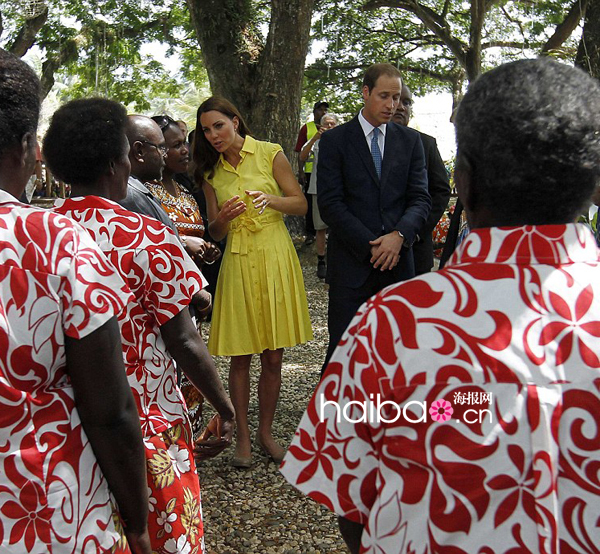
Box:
[43,98,128,186]
[455,58,600,225]
[0,49,40,158]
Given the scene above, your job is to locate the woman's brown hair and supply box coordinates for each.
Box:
[193,96,251,182]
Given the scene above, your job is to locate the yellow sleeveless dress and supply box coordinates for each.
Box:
[206,136,313,356]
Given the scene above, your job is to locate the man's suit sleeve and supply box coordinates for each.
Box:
[421,135,450,235]
[395,134,431,243]
[317,130,378,262]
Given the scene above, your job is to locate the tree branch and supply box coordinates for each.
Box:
[363,0,468,66]
[7,7,48,57]
[441,0,451,19]
[39,38,79,99]
[541,0,587,54]
[309,61,460,83]
[482,40,538,49]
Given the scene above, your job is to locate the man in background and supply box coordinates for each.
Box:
[120,115,177,234]
[295,100,329,245]
[393,84,450,274]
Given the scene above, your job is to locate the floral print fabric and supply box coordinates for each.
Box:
[281,224,600,553]
[145,422,204,554]
[54,196,206,436]
[54,196,207,552]
[0,190,130,552]
[145,181,205,239]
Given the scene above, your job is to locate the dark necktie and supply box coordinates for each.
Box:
[371,127,382,178]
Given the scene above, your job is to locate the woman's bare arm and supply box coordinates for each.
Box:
[246,152,307,216]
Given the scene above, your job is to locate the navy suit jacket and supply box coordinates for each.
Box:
[317,116,431,288]
[412,131,451,274]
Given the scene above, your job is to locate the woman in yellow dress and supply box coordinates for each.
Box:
[193,96,313,468]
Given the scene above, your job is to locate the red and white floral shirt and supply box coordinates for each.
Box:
[0,189,130,552]
[281,224,600,553]
[54,196,206,436]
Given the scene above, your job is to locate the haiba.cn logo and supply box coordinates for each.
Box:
[320,393,432,424]
[319,393,493,424]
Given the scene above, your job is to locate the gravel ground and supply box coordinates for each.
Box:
[198,241,349,554]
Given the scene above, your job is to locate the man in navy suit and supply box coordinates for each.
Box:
[318,63,431,370]
[393,84,451,275]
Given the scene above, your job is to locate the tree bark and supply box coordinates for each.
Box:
[576,0,600,80]
[465,0,485,81]
[541,0,587,54]
[186,0,314,159]
[39,38,79,99]
[7,8,48,57]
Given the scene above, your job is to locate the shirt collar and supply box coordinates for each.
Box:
[358,109,387,140]
[0,188,20,204]
[218,135,256,168]
[447,224,600,267]
[128,175,152,195]
[55,195,124,212]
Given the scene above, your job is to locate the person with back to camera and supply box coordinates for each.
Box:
[0,49,151,553]
[44,97,236,554]
[296,100,329,245]
[144,114,222,433]
[282,58,600,553]
[194,96,313,468]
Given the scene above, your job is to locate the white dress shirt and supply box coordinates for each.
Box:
[359,109,386,158]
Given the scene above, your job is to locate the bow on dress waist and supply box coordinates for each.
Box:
[229,211,282,255]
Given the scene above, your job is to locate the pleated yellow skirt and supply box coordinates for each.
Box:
[208,212,313,356]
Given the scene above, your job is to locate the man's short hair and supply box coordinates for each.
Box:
[362,63,402,93]
[0,49,40,158]
[455,58,600,224]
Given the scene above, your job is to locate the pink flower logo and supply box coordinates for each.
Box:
[429,399,454,422]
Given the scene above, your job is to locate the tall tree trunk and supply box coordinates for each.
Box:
[450,73,464,118]
[576,0,600,80]
[465,0,485,81]
[186,0,314,159]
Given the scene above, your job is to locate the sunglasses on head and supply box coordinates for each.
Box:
[151,115,177,132]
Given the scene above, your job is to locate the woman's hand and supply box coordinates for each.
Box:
[216,195,246,224]
[245,189,272,215]
[194,414,235,461]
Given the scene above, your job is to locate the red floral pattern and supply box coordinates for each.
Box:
[0,189,129,552]
[55,196,207,552]
[55,196,206,436]
[281,224,600,553]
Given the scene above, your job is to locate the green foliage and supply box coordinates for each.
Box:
[304,1,452,116]
[302,0,583,115]
[0,0,209,110]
